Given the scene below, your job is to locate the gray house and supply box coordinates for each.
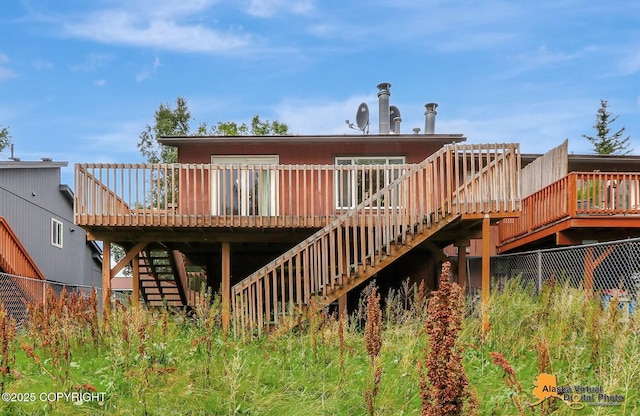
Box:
[0,160,101,287]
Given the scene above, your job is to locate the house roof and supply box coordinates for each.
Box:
[0,160,68,169]
[158,133,466,146]
[521,153,640,172]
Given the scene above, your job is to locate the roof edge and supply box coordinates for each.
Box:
[158,133,466,146]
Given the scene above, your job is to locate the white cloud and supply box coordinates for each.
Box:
[136,56,162,82]
[0,53,17,80]
[70,52,114,72]
[247,0,315,18]
[618,49,640,76]
[83,120,145,158]
[510,44,597,74]
[275,95,372,135]
[33,59,54,71]
[94,79,106,87]
[61,7,252,54]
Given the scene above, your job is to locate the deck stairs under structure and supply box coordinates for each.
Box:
[232,144,521,338]
[137,247,188,307]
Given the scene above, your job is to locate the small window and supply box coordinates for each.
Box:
[51,218,63,248]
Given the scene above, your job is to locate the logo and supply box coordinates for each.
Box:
[529,373,624,410]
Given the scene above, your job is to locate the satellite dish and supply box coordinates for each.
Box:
[346,102,370,134]
[389,105,401,133]
[356,103,370,131]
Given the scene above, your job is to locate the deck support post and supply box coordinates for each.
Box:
[338,294,347,317]
[221,242,231,332]
[455,239,470,292]
[102,239,112,308]
[481,215,491,335]
[132,253,140,307]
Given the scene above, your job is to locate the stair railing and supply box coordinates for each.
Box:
[232,144,520,338]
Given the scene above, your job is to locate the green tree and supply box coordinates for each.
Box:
[138,97,289,164]
[137,97,192,163]
[582,99,632,155]
[0,125,12,156]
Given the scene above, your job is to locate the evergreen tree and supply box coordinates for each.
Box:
[582,99,631,155]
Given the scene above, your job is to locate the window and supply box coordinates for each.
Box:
[335,156,405,208]
[211,155,279,216]
[51,218,63,248]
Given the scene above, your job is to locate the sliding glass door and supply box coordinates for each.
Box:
[211,156,279,216]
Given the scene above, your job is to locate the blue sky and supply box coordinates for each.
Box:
[1,0,639,186]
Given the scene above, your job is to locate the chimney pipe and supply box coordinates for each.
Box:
[377,82,391,134]
[393,117,402,134]
[424,103,438,134]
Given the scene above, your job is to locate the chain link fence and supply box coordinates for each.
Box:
[487,238,640,312]
[0,272,102,327]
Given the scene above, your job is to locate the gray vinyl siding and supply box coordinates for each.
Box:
[0,164,101,287]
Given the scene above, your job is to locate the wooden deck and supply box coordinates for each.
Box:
[74,144,521,231]
[498,172,640,253]
[74,143,521,333]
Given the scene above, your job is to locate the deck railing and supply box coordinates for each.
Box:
[0,216,45,280]
[75,163,418,228]
[499,172,640,243]
[232,144,520,337]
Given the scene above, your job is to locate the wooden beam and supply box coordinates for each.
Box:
[102,239,111,306]
[338,294,347,317]
[481,215,490,305]
[221,242,231,332]
[481,214,490,335]
[556,230,581,246]
[455,239,470,290]
[132,253,140,307]
[86,228,318,244]
[110,241,148,278]
[424,241,450,264]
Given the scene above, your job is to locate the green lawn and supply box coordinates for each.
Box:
[0,280,638,415]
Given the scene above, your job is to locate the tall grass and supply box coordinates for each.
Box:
[0,277,638,415]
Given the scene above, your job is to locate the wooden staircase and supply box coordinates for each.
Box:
[232,144,521,337]
[0,216,47,325]
[138,248,188,307]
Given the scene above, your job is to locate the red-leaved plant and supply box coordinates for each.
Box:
[419,261,477,415]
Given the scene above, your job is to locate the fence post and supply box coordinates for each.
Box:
[537,250,542,293]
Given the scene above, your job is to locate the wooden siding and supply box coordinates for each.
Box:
[174,136,461,165]
[499,172,640,247]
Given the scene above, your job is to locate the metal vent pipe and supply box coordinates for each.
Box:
[424,103,438,134]
[377,83,391,134]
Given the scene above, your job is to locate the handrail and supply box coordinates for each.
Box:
[498,172,640,244]
[74,163,418,227]
[232,143,520,338]
[0,216,46,280]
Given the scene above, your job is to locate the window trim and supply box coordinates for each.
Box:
[335,156,406,209]
[51,218,63,249]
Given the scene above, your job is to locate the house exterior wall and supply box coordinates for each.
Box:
[175,137,451,164]
[0,163,101,286]
[170,136,462,217]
